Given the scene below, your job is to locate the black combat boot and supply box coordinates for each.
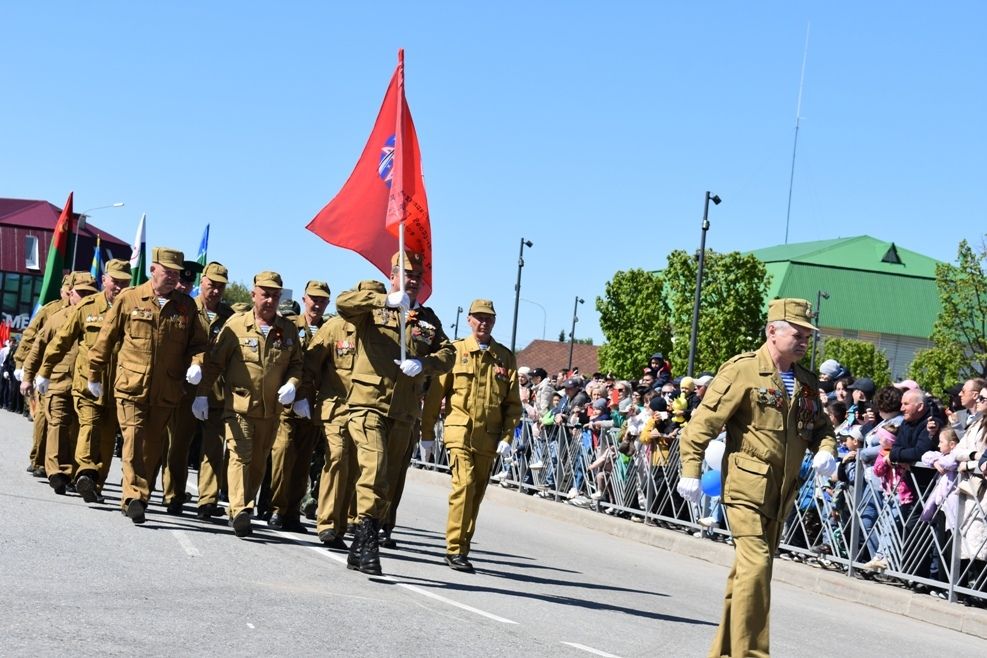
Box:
[358,517,382,576]
[347,519,365,571]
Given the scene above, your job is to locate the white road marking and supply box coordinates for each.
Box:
[560,642,621,657]
[184,481,518,625]
[246,623,255,629]
[170,529,200,557]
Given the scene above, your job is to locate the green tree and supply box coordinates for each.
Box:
[596,269,670,379]
[820,337,891,387]
[907,237,987,397]
[663,250,771,375]
[223,280,251,305]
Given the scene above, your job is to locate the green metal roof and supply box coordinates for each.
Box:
[750,236,942,339]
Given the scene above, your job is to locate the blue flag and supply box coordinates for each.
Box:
[190,224,209,297]
[90,236,103,290]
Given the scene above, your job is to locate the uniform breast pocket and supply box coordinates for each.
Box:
[129,316,153,341]
[750,392,784,431]
[239,341,260,364]
[333,353,354,372]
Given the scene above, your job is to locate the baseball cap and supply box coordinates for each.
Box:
[104,259,131,280]
[819,359,842,378]
[253,271,283,289]
[468,299,496,315]
[202,262,229,283]
[848,377,876,397]
[893,379,919,392]
[695,375,713,387]
[152,247,184,271]
[530,367,547,379]
[305,280,331,298]
[563,378,580,388]
[518,366,531,376]
[767,298,817,331]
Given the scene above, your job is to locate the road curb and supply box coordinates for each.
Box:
[407,467,987,640]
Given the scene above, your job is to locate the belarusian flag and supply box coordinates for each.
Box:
[33,191,74,316]
[130,213,149,286]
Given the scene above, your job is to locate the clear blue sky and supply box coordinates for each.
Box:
[2,2,984,349]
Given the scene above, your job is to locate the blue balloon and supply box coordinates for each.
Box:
[701,470,722,497]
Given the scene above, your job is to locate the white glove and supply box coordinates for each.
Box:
[185,364,202,385]
[677,477,702,503]
[87,381,103,399]
[2,371,7,380]
[496,440,512,456]
[386,291,411,311]
[292,399,311,419]
[191,396,209,421]
[394,358,423,377]
[812,451,838,478]
[13,368,23,382]
[277,382,296,405]
[34,375,50,396]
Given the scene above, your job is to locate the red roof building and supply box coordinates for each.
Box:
[1,197,130,331]
[515,339,600,376]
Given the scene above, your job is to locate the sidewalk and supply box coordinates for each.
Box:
[408,467,987,640]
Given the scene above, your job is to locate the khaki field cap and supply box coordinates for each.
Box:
[254,271,283,289]
[305,280,331,298]
[72,272,99,294]
[469,299,496,316]
[767,298,817,331]
[152,247,184,270]
[391,250,424,273]
[202,261,229,283]
[105,259,131,280]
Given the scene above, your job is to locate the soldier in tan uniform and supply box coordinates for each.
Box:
[158,261,206,515]
[193,271,303,538]
[35,260,131,503]
[14,274,72,476]
[183,262,235,519]
[677,299,838,658]
[305,280,385,549]
[88,248,208,524]
[335,251,455,574]
[421,299,522,572]
[269,279,330,532]
[22,273,99,494]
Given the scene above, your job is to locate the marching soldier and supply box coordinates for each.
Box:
[184,262,235,519]
[421,299,522,572]
[335,251,455,575]
[35,260,131,502]
[14,274,72,476]
[269,280,330,532]
[677,298,838,658]
[88,247,208,524]
[305,280,385,549]
[22,273,99,494]
[160,260,206,515]
[193,271,303,538]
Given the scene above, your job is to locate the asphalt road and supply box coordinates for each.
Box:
[1,409,983,657]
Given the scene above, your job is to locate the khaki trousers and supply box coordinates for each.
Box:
[29,393,48,468]
[43,392,78,480]
[315,418,356,535]
[709,506,782,658]
[446,445,496,555]
[383,420,420,531]
[270,415,321,519]
[225,413,279,518]
[74,395,118,489]
[346,409,411,520]
[196,409,226,506]
[116,401,174,506]
[163,396,197,505]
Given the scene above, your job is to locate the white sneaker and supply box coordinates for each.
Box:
[529,460,544,470]
[490,471,507,482]
[698,516,717,528]
[590,491,602,500]
[566,488,579,499]
[862,557,888,572]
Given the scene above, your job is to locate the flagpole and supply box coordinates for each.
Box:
[397,48,408,363]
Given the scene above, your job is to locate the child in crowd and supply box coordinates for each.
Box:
[919,428,960,528]
[873,424,915,506]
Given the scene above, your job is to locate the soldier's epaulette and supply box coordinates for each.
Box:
[725,351,757,364]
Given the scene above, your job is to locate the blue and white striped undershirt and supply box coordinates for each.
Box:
[779,368,796,398]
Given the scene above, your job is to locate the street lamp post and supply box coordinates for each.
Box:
[72,202,125,270]
[451,305,464,340]
[510,237,533,352]
[810,290,830,372]
[686,191,721,377]
[567,296,584,373]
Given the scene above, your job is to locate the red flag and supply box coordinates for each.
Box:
[307,49,433,301]
[0,319,10,345]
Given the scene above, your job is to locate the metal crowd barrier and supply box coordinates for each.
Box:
[410,418,987,606]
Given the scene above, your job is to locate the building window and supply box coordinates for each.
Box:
[25,235,40,270]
